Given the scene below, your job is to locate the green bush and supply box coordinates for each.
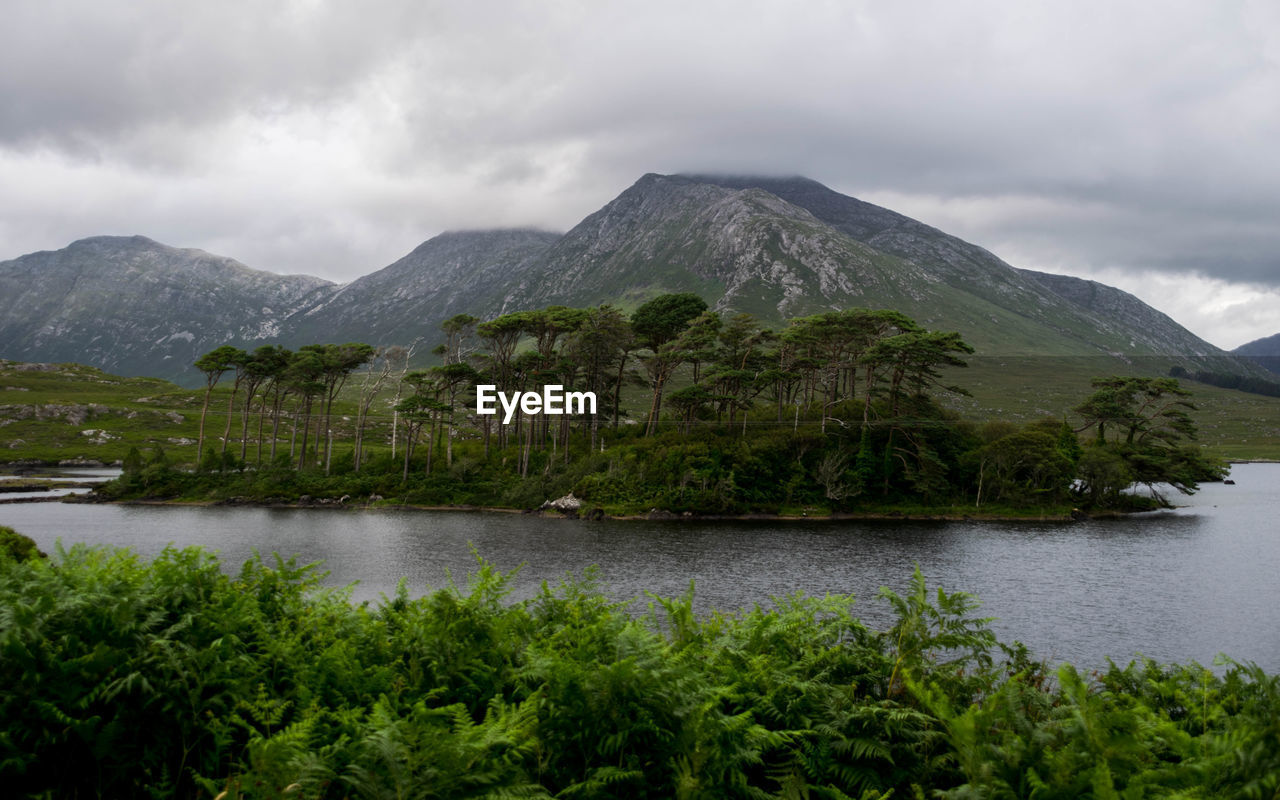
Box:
[0,526,44,562]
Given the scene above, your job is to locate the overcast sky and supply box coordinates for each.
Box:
[2,1,1278,348]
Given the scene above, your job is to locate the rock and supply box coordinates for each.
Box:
[646,508,678,520]
[58,457,104,467]
[585,507,605,521]
[540,492,582,513]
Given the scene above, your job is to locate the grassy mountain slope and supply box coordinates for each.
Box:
[0,359,202,465]
[1234,332,1280,374]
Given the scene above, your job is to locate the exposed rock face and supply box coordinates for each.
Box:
[0,236,331,382]
[1016,269,1224,360]
[507,174,1243,362]
[508,175,947,323]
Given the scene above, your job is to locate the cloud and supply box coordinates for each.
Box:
[1,0,1278,344]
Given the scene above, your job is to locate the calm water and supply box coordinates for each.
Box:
[3,464,1279,670]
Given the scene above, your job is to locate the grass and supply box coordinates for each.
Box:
[940,356,1280,461]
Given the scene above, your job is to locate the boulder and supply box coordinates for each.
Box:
[540,493,582,513]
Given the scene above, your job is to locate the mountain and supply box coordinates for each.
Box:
[0,236,331,381]
[1234,333,1280,374]
[504,174,1236,359]
[0,175,1254,385]
[283,229,560,347]
[1015,268,1226,361]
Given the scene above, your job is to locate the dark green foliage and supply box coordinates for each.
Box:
[1072,375,1226,509]
[122,445,145,475]
[1172,364,1280,398]
[0,526,45,562]
[630,293,709,349]
[3,548,1275,799]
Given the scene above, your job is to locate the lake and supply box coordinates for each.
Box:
[3,463,1279,671]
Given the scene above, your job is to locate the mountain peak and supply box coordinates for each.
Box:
[72,234,159,246]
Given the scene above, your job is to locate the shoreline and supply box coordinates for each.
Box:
[89,496,1084,523]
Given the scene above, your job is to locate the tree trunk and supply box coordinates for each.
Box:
[220,384,239,459]
[197,387,213,467]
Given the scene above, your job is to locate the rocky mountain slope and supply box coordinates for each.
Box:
[504,174,1237,359]
[283,229,561,347]
[1015,268,1226,361]
[0,236,331,381]
[0,175,1251,384]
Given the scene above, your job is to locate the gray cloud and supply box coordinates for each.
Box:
[1,0,1278,347]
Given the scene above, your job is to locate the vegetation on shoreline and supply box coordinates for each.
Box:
[88,298,1226,516]
[3,542,1278,799]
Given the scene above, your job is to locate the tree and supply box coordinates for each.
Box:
[430,361,480,469]
[972,430,1074,507]
[236,347,280,464]
[353,346,403,472]
[630,292,707,350]
[666,383,714,434]
[863,330,972,419]
[1074,376,1196,448]
[217,348,250,463]
[562,305,632,449]
[193,345,241,468]
[638,332,694,437]
[1072,376,1223,507]
[704,312,773,431]
[787,308,895,409]
[396,371,448,481]
[632,295,709,437]
[301,343,375,474]
[438,314,479,365]
[284,349,325,470]
[477,314,526,449]
[247,345,293,466]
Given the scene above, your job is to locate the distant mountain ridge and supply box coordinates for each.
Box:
[0,174,1252,383]
[284,229,561,347]
[0,235,330,379]
[1233,332,1280,374]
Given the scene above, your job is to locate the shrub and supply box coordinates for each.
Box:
[0,526,44,562]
